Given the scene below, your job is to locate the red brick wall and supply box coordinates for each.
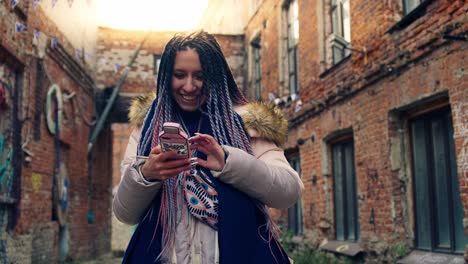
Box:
[245,0,467,255]
[96,28,246,95]
[0,2,111,262]
[111,124,132,189]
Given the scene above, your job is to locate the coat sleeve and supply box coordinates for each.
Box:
[112,128,162,225]
[212,137,304,209]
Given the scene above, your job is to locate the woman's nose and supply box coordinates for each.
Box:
[183,76,197,92]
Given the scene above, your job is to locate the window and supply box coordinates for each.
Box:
[153,55,161,80]
[332,139,359,241]
[287,152,303,235]
[409,108,467,253]
[282,0,299,95]
[403,0,425,15]
[250,36,262,101]
[388,0,433,32]
[329,0,351,65]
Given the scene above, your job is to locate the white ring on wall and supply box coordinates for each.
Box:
[45,84,63,134]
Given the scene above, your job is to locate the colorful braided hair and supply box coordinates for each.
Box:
[137,31,279,261]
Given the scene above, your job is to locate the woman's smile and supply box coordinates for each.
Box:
[181,94,199,102]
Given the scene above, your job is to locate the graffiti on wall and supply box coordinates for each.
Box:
[0,136,13,195]
[0,63,15,199]
[31,173,43,193]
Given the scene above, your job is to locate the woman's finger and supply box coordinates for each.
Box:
[192,157,208,168]
[191,143,210,155]
[156,150,181,161]
[189,133,211,144]
[198,133,218,145]
[159,165,192,179]
[150,146,162,155]
[163,158,191,169]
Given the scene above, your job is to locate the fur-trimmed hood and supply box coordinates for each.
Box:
[128,92,156,128]
[128,94,288,146]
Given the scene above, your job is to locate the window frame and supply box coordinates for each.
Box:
[283,0,299,96]
[286,151,303,235]
[250,36,262,101]
[153,54,161,80]
[408,107,467,253]
[403,0,422,16]
[328,0,351,66]
[388,0,433,32]
[331,138,359,242]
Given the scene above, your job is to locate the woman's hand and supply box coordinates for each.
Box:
[189,133,226,172]
[140,145,192,181]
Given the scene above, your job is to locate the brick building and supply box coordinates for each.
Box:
[105,1,467,261]
[0,0,111,263]
[242,0,467,261]
[103,0,467,262]
[1,0,466,262]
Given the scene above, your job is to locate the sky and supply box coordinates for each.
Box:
[97,0,209,31]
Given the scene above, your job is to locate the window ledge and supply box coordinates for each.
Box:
[320,240,363,257]
[387,0,434,33]
[319,55,351,79]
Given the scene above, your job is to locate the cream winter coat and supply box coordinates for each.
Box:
[113,96,304,263]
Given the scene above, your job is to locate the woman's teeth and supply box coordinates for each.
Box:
[182,95,197,100]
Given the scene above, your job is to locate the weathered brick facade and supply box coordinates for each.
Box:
[244,0,467,260]
[0,1,111,263]
[4,0,461,262]
[98,1,467,260]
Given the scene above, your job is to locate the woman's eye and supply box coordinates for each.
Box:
[194,75,203,81]
[174,73,185,79]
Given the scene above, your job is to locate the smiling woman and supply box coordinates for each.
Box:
[113,31,303,264]
[97,0,208,31]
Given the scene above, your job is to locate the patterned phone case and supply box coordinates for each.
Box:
[158,122,189,159]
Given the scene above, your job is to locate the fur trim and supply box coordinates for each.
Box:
[128,95,288,145]
[128,93,155,128]
[241,102,288,146]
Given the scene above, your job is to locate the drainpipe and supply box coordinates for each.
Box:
[87,34,149,154]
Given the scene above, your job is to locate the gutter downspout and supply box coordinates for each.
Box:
[87,33,149,154]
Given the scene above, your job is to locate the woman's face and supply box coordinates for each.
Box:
[171,48,205,112]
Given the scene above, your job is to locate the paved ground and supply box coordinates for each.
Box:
[71,253,122,264]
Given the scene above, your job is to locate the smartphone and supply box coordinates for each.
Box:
[158,122,189,159]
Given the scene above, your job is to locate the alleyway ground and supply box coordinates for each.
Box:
[73,254,122,264]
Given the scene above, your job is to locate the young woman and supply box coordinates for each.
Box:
[113,31,304,264]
